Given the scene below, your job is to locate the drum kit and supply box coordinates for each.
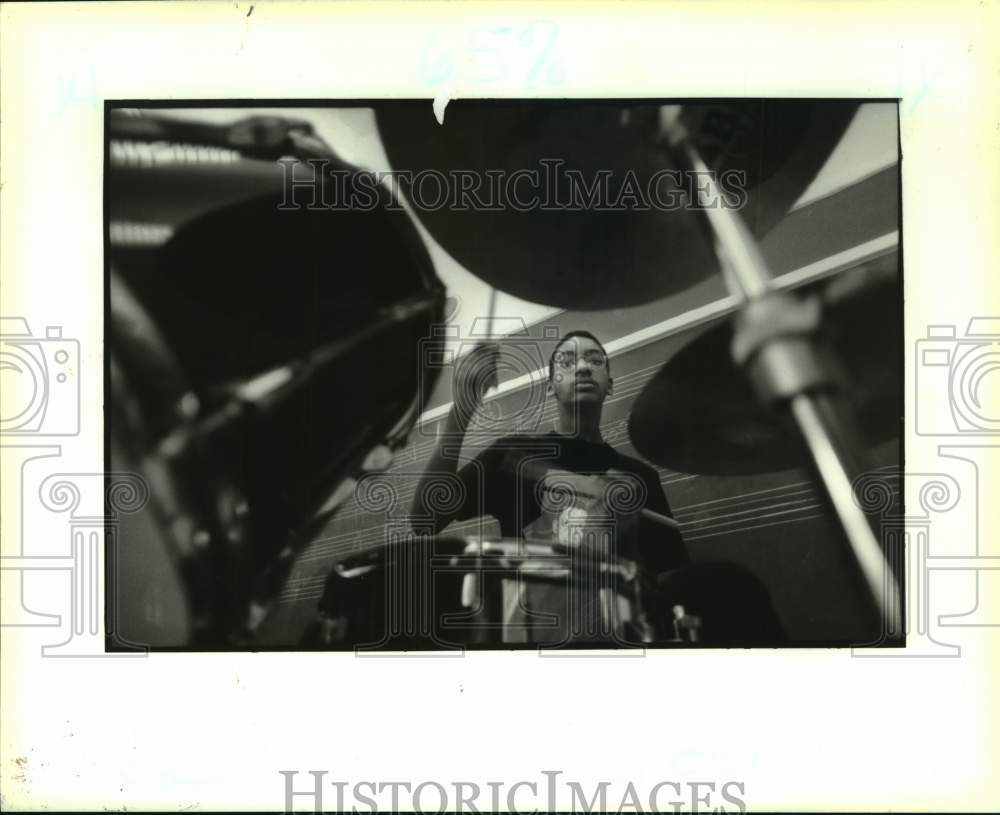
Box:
[108,101,901,649]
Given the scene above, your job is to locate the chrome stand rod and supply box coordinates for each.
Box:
[659,106,901,632]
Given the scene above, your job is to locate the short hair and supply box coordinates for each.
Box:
[548,330,610,380]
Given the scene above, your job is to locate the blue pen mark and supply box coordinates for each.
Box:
[418,32,456,88]
[57,64,98,117]
[418,20,564,91]
[467,26,513,84]
[522,20,563,86]
[900,63,937,116]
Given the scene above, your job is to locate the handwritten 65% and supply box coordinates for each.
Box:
[418,21,564,89]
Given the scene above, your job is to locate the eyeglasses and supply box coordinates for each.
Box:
[553,350,608,370]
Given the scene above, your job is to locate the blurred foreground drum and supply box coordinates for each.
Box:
[109,146,446,648]
[304,538,658,650]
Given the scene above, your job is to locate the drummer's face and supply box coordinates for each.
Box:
[548,336,612,405]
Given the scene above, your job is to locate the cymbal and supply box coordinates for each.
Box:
[376,101,858,309]
[627,257,901,475]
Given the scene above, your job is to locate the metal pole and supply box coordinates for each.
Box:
[658,107,902,632]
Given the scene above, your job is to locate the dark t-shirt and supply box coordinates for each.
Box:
[441,431,688,574]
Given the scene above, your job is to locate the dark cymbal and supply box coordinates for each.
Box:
[376,101,858,309]
[627,256,901,475]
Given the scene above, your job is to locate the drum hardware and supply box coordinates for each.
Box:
[669,604,703,644]
[153,289,443,464]
[654,105,901,631]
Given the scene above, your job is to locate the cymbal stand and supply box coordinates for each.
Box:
[657,107,901,633]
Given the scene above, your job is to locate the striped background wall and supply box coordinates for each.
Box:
[259,164,902,645]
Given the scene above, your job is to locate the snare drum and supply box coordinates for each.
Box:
[306,537,657,650]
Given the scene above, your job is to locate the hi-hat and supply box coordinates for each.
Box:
[376,101,858,309]
[627,256,901,475]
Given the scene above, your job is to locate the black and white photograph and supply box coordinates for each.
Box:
[106,99,903,651]
[4,2,999,812]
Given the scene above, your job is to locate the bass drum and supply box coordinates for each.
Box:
[108,141,446,648]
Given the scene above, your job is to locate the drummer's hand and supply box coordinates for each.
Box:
[452,342,499,423]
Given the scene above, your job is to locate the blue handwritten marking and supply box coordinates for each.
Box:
[467,26,511,84]
[900,63,937,116]
[418,20,563,90]
[523,20,562,86]
[418,32,455,87]
[57,65,98,117]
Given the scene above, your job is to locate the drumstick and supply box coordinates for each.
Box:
[485,287,497,341]
[482,287,499,395]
